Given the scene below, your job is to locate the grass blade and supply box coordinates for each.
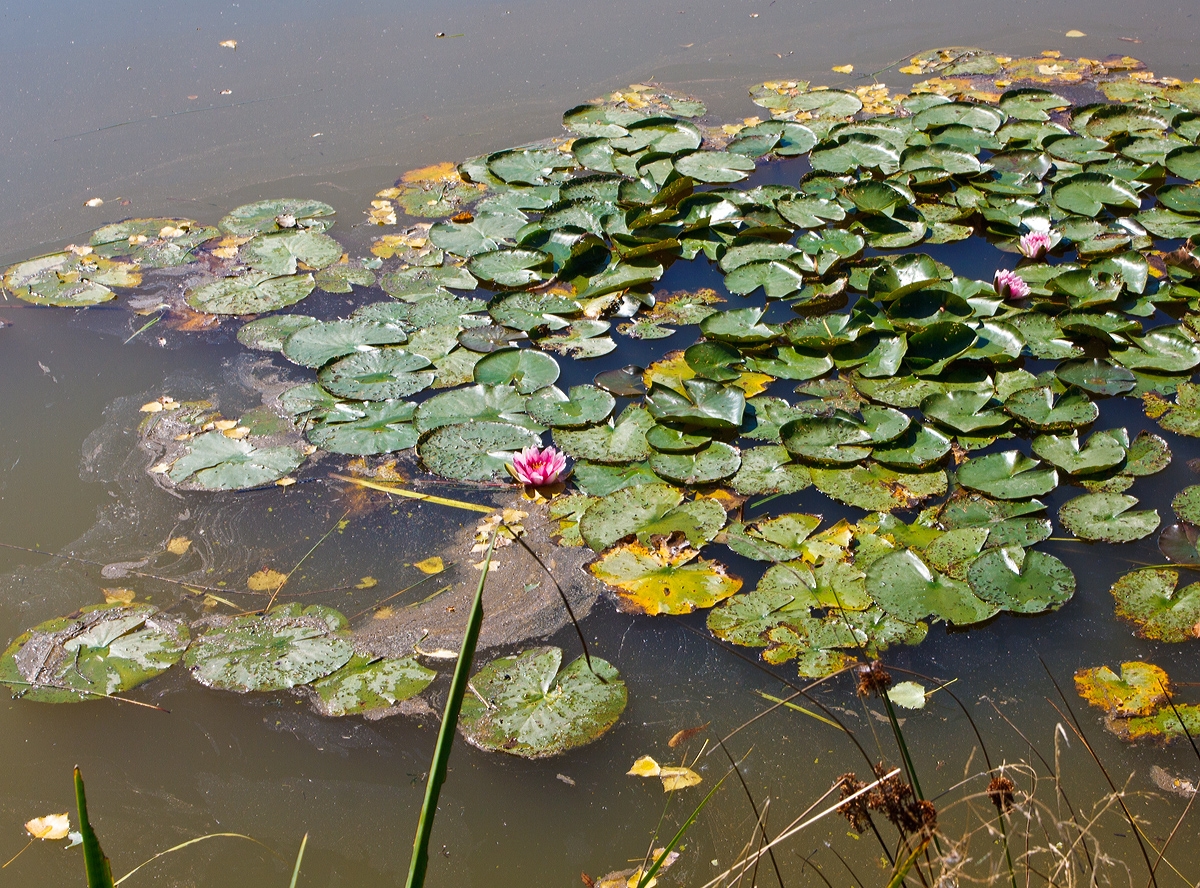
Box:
[404,532,496,888]
[288,833,308,888]
[74,767,115,888]
[636,768,732,888]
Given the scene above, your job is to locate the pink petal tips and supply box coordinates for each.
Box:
[510,444,567,486]
[993,268,1031,300]
[1018,230,1053,260]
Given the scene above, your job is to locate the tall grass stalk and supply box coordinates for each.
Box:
[404,531,496,888]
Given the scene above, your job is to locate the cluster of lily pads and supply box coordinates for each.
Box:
[0,600,626,757]
[5,50,1200,713]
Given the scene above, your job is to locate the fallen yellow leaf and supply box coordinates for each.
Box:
[1065,29,1086,37]
[659,766,703,791]
[414,556,444,575]
[355,576,378,589]
[247,568,288,591]
[102,588,136,605]
[373,606,395,620]
[25,813,70,840]
[400,161,460,184]
[627,755,662,777]
[84,198,104,208]
[212,419,238,431]
[831,64,854,74]
[140,401,164,413]
[219,39,238,49]
[166,536,191,555]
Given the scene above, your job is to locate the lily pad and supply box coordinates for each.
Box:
[187,273,315,315]
[4,252,140,306]
[1111,568,1200,642]
[414,384,537,432]
[730,446,812,495]
[1074,662,1169,717]
[237,315,318,352]
[1031,429,1126,476]
[0,604,189,703]
[866,549,999,626]
[185,603,352,692]
[90,218,219,267]
[1055,359,1136,396]
[572,461,664,496]
[646,380,746,430]
[472,348,560,394]
[589,542,741,615]
[1059,493,1160,543]
[458,647,626,759]
[309,654,435,717]
[167,431,306,490]
[724,513,823,563]
[649,441,741,485]
[553,405,654,464]
[418,421,540,481]
[219,199,335,236]
[283,320,409,368]
[967,546,1075,613]
[317,349,436,400]
[578,484,726,551]
[525,385,616,429]
[306,401,419,455]
[1003,387,1098,432]
[809,464,947,511]
[241,230,343,276]
[956,451,1057,500]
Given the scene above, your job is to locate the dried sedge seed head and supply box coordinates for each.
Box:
[867,763,936,837]
[835,772,871,833]
[987,775,1015,813]
[855,660,893,698]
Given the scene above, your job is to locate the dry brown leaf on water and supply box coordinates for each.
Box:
[668,722,709,747]
[102,588,135,604]
[355,576,378,589]
[25,814,70,840]
[414,556,445,575]
[247,568,288,591]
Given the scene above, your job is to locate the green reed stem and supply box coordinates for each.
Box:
[74,767,115,888]
[404,531,496,888]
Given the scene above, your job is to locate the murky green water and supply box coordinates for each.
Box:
[4,3,1200,886]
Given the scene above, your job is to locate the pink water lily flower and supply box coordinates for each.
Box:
[1018,230,1053,260]
[994,268,1031,300]
[510,444,567,486]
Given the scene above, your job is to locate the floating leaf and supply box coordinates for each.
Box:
[730,445,812,495]
[956,451,1057,500]
[590,542,741,615]
[237,315,318,352]
[167,431,306,490]
[967,546,1075,613]
[308,654,435,717]
[1111,568,1200,641]
[1059,493,1159,543]
[185,603,352,692]
[317,348,435,401]
[458,647,625,758]
[553,405,654,464]
[307,401,419,455]
[810,464,946,511]
[1074,662,1169,717]
[867,549,999,626]
[241,230,343,276]
[219,199,335,236]
[187,273,315,315]
[578,484,726,551]
[418,421,540,481]
[473,348,560,394]
[526,384,616,429]
[283,320,409,369]
[0,604,189,702]
[887,681,927,710]
[649,441,741,485]
[1031,429,1126,476]
[4,252,140,306]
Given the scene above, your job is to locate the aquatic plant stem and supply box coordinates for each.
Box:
[635,768,732,888]
[263,508,350,613]
[74,767,115,888]
[288,833,308,888]
[404,531,496,888]
[114,834,272,884]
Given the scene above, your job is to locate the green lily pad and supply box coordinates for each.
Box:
[811,134,899,175]
[241,230,343,276]
[646,380,745,430]
[674,150,757,183]
[458,647,626,759]
[380,265,477,299]
[306,401,419,455]
[1165,145,1200,181]
[1031,429,1126,476]
[187,273,315,315]
[921,390,1009,434]
[472,347,560,394]
[1172,486,1200,525]
[282,320,409,368]
[1111,326,1200,373]
[649,441,741,485]
[590,542,741,615]
[219,199,335,236]
[571,461,664,496]
[486,147,578,186]
[429,212,526,257]
[553,405,653,464]
[4,252,141,306]
[809,464,946,511]
[1111,568,1200,642]
[525,385,615,429]
[167,431,306,490]
[0,604,189,703]
[780,413,872,465]
[185,603,352,693]
[870,424,953,470]
[466,248,554,289]
[237,315,318,352]
[1052,173,1141,217]
[722,259,807,299]
[90,218,219,267]
[730,446,812,495]
[724,513,823,562]
[418,421,541,481]
[967,546,1075,613]
[866,549,999,626]
[1054,359,1136,396]
[957,451,1057,500]
[578,484,726,551]
[317,348,435,400]
[1059,493,1160,543]
[414,384,537,433]
[309,654,435,718]
[1003,387,1098,432]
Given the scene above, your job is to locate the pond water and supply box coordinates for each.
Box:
[4,3,1200,887]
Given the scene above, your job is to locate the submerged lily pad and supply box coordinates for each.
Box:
[458,647,626,759]
[185,603,353,693]
[0,604,189,703]
[4,252,140,306]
